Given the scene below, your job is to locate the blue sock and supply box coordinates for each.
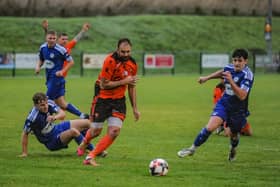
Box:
[193,127,212,147]
[74,132,94,151]
[74,134,84,145]
[66,103,82,117]
[80,130,94,151]
[86,143,94,151]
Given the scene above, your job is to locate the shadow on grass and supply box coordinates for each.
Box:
[29,151,77,158]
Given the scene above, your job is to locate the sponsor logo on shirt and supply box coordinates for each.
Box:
[45,60,55,69]
[50,53,55,59]
[233,77,239,82]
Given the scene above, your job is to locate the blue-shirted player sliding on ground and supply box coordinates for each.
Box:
[19,92,92,157]
[177,49,254,161]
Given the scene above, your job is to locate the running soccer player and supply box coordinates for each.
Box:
[77,38,141,166]
[19,92,92,157]
[177,49,254,161]
[213,79,253,136]
[35,30,88,119]
[42,20,90,77]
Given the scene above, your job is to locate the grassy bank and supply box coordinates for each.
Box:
[0,15,279,53]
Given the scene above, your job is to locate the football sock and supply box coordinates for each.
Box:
[80,129,86,137]
[74,132,94,151]
[80,129,94,150]
[66,103,82,117]
[193,127,212,147]
[74,134,84,145]
[230,134,240,148]
[84,129,93,144]
[88,134,113,158]
[86,143,94,151]
[190,144,197,150]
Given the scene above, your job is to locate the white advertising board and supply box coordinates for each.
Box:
[202,54,229,68]
[82,54,107,69]
[15,53,39,69]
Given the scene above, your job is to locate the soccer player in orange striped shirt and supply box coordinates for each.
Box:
[77,38,140,167]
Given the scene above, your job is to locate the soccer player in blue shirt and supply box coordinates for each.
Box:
[35,30,88,119]
[19,92,93,157]
[177,49,254,161]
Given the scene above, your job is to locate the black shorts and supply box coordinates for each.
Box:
[92,97,126,122]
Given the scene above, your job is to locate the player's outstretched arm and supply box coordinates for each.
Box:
[73,22,90,42]
[18,131,29,158]
[41,19,48,35]
[198,69,223,84]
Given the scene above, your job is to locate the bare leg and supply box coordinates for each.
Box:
[60,128,80,145]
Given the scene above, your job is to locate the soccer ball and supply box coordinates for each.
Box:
[149,158,169,176]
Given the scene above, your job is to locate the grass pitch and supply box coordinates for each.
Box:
[0,74,279,187]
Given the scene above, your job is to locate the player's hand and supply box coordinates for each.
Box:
[198,76,207,84]
[18,153,28,158]
[35,67,40,75]
[42,20,48,30]
[55,71,63,77]
[133,110,141,122]
[124,76,138,86]
[82,23,90,32]
[47,115,56,123]
[222,71,232,82]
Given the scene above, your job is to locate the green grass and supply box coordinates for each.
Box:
[0,75,279,187]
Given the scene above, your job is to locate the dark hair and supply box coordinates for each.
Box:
[232,49,248,59]
[58,32,68,38]
[117,38,132,48]
[32,92,47,104]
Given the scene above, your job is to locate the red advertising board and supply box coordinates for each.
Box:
[144,54,174,69]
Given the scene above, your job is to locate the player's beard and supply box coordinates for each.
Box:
[119,56,129,62]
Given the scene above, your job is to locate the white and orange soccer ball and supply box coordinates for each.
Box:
[149,158,169,176]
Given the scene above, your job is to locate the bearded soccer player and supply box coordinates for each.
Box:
[77,38,141,166]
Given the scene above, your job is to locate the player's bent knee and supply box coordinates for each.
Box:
[108,128,120,138]
[71,128,80,137]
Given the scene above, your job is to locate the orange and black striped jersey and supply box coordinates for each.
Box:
[97,52,137,99]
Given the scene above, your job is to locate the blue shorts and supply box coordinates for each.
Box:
[45,121,70,151]
[211,102,247,134]
[46,79,66,100]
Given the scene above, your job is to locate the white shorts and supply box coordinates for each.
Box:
[90,117,123,128]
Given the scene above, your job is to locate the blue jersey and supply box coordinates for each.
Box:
[39,43,73,81]
[219,64,254,113]
[23,100,60,144]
